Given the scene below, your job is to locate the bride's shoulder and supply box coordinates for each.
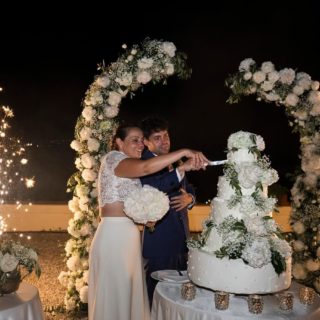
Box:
[103,150,127,165]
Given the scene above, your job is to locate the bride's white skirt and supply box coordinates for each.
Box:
[88,217,150,320]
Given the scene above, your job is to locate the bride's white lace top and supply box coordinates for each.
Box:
[98,150,141,207]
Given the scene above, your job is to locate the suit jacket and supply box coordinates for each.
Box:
[141,149,195,258]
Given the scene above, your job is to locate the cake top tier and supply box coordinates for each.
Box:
[227,131,265,152]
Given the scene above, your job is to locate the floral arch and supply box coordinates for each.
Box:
[226,59,320,292]
[58,39,191,311]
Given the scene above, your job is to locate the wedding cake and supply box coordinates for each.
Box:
[187,131,292,294]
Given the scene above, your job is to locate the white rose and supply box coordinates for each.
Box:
[308,91,320,105]
[107,91,122,106]
[252,71,266,84]
[65,239,75,255]
[267,71,280,83]
[75,185,89,198]
[74,211,83,221]
[243,72,252,80]
[285,93,299,107]
[81,153,96,169]
[115,72,133,86]
[58,271,69,287]
[80,223,91,237]
[260,81,274,92]
[293,85,304,96]
[70,140,82,151]
[68,197,80,212]
[87,138,100,152]
[161,42,176,57]
[311,103,320,116]
[82,169,97,182]
[165,63,174,75]
[306,259,320,272]
[82,107,96,122]
[279,68,295,85]
[79,127,92,141]
[104,105,119,118]
[137,71,152,84]
[311,81,320,91]
[261,61,274,73]
[137,58,154,69]
[79,285,88,303]
[95,76,110,88]
[0,253,19,272]
[239,58,255,72]
[66,255,81,272]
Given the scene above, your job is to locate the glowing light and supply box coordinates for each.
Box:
[20,158,28,165]
[25,177,35,188]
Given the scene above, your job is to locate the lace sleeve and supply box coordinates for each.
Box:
[98,150,141,206]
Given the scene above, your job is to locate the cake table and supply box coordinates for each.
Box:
[151,281,320,319]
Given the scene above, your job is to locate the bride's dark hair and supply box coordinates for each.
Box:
[112,124,141,150]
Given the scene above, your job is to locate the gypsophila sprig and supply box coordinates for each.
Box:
[62,38,191,311]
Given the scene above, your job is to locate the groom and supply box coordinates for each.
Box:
[140,116,196,306]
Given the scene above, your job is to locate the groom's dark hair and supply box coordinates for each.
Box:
[140,116,169,139]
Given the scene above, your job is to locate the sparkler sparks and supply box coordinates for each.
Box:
[0,95,35,236]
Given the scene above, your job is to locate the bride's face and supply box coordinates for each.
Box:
[117,128,144,159]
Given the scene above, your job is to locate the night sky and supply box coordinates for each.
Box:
[0,6,319,203]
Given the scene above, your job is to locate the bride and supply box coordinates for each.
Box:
[88,124,208,320]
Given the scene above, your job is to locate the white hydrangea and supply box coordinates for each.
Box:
[115,72,133,86]
[228,131,265,150]
[64,296,77,311]
[244,216,268,236]
[242,238,271,268]
[237,163,261,188]
[65,239,76,256]
[243,72,252,80]
[124,185,169,224]
[271,237,292,258]
[261,168,279,186]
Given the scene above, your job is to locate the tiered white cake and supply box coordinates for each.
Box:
[188,131,292,294]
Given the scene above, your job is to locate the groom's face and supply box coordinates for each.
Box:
[144,130,170,155]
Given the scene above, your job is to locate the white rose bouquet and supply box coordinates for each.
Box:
[124,185,169,225]
[0,240,41,293]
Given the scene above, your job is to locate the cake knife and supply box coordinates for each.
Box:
[207,160,227,166]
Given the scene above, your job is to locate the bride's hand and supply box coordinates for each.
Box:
[183,149,209,170]
[146,221,156,229]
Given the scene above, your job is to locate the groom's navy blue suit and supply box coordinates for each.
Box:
[141,149,195,305]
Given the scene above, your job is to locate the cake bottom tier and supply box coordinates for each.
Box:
[188,248,291,294]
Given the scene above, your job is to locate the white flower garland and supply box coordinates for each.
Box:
[58,38,191,311]
[226,58,320,291]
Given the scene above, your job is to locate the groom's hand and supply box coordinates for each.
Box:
[170,188,193,211]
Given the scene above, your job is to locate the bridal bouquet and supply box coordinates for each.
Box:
[124,185,169,224]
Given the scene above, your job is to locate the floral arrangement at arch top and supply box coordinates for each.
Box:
[59,38,191,311]
[226,58,320,292]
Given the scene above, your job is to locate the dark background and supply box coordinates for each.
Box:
[0,6,318,204]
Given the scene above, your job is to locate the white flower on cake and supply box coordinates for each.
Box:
[124,185,169,224]
[227,131,265,151]
[242,238,271,268]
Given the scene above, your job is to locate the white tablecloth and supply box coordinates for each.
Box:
[0,282,45,320]
[151,281,320,320]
